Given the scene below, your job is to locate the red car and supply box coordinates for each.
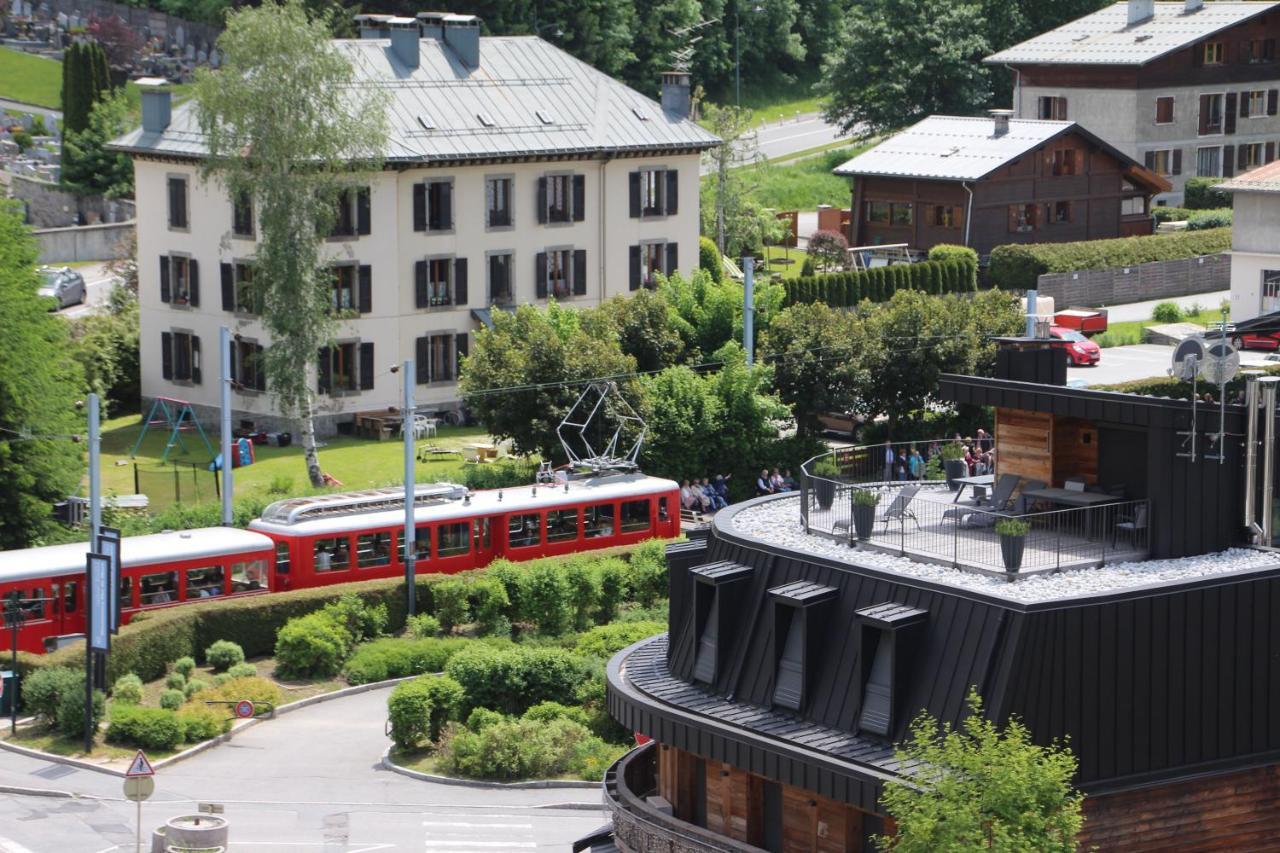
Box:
[1237,331,1280,351]
[1049,326,1101,365]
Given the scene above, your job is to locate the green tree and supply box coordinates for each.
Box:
[458,302,638,461]
[0,204,86,548]
[61,42,112,135]
[625,0,700,92]
[818,0,990,136]
[587,289,686,373]
[68,281,140,417]
[194,0,390,488]
[761,302,866,436]
[535,0,636,78]
[880,689,1084,851]
[658,269,784,361]
[61,90,134,197]
[699,103,779,258]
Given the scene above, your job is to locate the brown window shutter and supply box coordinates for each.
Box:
[665,242,678,276]
[665,169,679,215]
[628,172,641,218]
[1198,94,1210,134]
[318,348,331,394]
[414,261,428,309]
[413,184,426,231]
[1239,145,1249,170]
[1270,89,1279,116]
[356,187,371,235]
[358,265,372,313]
[1144,151,1156,170]
[572,175,585,222]
[572,249,587,295]
[1223,145,1235,177]
[359,342,374,391]
[188,259,199,307]
[536,177,547,224]
[161,332,173,380]
[254,344,266,391]
[535,252,547,298]
[1226,93,1237,134]
[629,245,642,290]
[415,336,429,384]
[221,263,234,312]
[190,335,202,384]
[1241,93,1251,118]
[1172,149,1182,175]
[160,256,171,303]
[453,258,467,306]
[1268,142,1276,163]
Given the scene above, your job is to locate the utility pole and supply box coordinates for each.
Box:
[88,393,101,548]
[402,360,416,618]
[743,256,755,365]
[220,327,233,525]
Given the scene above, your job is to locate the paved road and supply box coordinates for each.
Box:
[0,97,61,123]
[1098,290,1230,323]
[701,112,849,175]
[0,686,605,852]
[1069,343,1273,386]
[56,263,117,319]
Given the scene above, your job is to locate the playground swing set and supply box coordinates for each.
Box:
[130,397,215,463]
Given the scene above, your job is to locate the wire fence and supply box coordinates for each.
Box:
[132,461,221,507]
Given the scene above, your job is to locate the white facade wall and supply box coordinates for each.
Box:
[1228,191,1280,321]
[135,153,702,429]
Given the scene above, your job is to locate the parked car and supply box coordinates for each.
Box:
[1049,326,1101,366]
[36,267,86,310]
[1053,307,1108,335]
[1235,331,1280,351]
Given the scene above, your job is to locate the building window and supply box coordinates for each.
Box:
[488,252,513,304]
[890,203,913,226]
[167,175,188,229]
[929,205,963,228]
[220,262,258,314]
[863,200,910,224]
[159,255,199,307]
[631,241,678,290]
[329,264,371,314]
[232,190,253,238]
[485,176,512,228]
[508,513,542,548]
[160,330,201,384]
[1008,203,1037,232]
[1262,270,1280,300]
[232,338,266,392]
[630,168,679,218]
[1243,90,1268,118]
[437,522,470,557]
[1155,96,1174,124]
[1200,93,1224,134]
[1197,146,1222,178]
[1202,41,1224,65]
[329,187,371,238]
[414,257,467,309]
[1147,148,1178,177]
[1241,142,1265,171]
[1048,201,1072,224]
[537,248,586,298]
[1121,196,1146,216]
[1050,148,1078,176]
[1036,96,1067,120]
[866,201,890,223]
[413,179,454,232]
[1246,38,1276,64]
[318,341,374,394]
[538,173,585,224]
[414,332,467,385]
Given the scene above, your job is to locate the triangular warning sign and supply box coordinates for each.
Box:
[125,750,155,777]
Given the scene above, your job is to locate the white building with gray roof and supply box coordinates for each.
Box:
[110,12,719,433]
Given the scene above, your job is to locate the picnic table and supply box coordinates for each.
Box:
[353,410,402,441]
[952,474,995,504]
[1021,487,1120,538]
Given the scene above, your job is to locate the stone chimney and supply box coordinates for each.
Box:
[442,13,480,69]
[388,17,420,69]
[1184,0,1204,11]
[137,77,171,133]
[989,108,1013,137]
[354,13,393,39]
[1128,0,1155,25]
[661,71,691,120]
[416,11,446,41]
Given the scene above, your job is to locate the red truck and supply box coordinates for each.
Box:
[1053,307,1108,335]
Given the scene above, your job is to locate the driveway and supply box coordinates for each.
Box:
[1069,343,1273,386]
[0,686,604,852]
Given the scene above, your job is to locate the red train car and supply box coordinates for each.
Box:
[248,472,680,591]
[0,528,275,654]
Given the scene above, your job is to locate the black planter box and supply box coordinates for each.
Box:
[1001,534,1025,575]
[853,504,876,540]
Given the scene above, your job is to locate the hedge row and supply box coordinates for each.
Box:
[781,257,977,308]
[1184,177,1232,211]
[988,228,1232,291]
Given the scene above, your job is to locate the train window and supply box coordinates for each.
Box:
[275,541,291,574]
[620,499,651,533]
[231,559,268,592]
[63,581,78,613]
[187,566,226,599]
[119,576,134,610]
[139,572,178,606]
[357,532,393,568]
[659,496,669,521]
[474,517,491,550]
[546,508,579,543]
[438,523,470,558]
[584,504,614,538]
[508,513,541,549]
[21,589,46,621]
[314,537,351,572]
[399,527,431,563]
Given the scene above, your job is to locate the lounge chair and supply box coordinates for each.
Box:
[878,484,921,531]
[945,474,1020,524]
[1113,504,1148,547]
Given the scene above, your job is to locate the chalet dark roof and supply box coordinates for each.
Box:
[985,1,1280,67]
[1229,310,1280,334]
[769,580,837,604]
[855,602,929,628]
[832,116,1170,194]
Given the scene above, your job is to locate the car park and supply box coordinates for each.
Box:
[36,266,86,310]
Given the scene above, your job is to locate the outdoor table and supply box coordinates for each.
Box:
[1021,487,1119,539]
[952,474,995,504]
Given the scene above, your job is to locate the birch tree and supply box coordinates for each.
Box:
[194,0,388,487]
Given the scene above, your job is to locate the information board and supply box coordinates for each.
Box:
[96,527,122,634]
[86,552,110,652]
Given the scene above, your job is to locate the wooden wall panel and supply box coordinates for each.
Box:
[1052,416,1098,486]
[657,744,697,822]
[996,408,1053,484]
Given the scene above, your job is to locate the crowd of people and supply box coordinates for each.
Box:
[880,428,996,481]
[681,475,731,515]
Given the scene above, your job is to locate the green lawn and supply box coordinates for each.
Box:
[1093,301,1232,348]
[704,73,824,125]
[760,246,808,280]
[0,46,62,109]
[730,143,872,211]
[99,413,494,510]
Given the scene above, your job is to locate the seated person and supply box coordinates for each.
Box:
[756,469,775,496]
[781,469,798,491]
[702,478,726,511]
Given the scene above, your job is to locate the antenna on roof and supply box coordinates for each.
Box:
[557,381,647,474]
[668,18,718,72]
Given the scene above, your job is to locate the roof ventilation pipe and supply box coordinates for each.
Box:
[661,71,692,119]
[1244,372,1262,541]
[1184,0,1204,12]
[442,14,481,69]
[1128,0,1155,25]
[989,108,1013,137]
[388,17,420,69]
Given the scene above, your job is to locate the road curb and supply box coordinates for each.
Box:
[379,746,602,791]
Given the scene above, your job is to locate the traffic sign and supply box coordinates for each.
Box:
[125,749,155,777]
[234,700,255,719]
[123,775,154,801]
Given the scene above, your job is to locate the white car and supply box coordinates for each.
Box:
[37,266,86,310]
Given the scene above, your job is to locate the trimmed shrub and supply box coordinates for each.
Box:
[1152,206,1193,222]
[183,678,208,699]
[988,228,1231,291]
[593,558,631,623]
[808,229,849,271]
[274,611,353,678]
[106,705,183,750]
[22,666,83,725]
[699,236,723,283]
[628,539,669,607]
[1151,302,1184,323]
[322,593,388,641]
[435,716,625,781]
[466,706,504,732]
[342,637,468,685]
[522,701,590,727]
[470,577,510,636]
[159,688,185,711]
[561,559,601,632]
[928,244,978,266]
[227,662,257,679]
[387,674,466,748]
[781,257,976,308]
[111,673,144,706]
[56,687,105,739]
[172,656,196,678]
[800,257,814,277]
[444,645,523,713]
[574,621,666,660]
[164,671,187,691]
[405,613,441,639]
[193,676,283,709]
[1187,208,1232,230]
[176,704,229,743]
[205,640,246,672]
[432,579,471,632]
[459,458,539,490]
[1184,176,1231,210]
[211,673,232,688]
[519,562,573,636]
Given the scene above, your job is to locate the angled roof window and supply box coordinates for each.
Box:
[417,115,435,131]
[476,112,495,128]
[855,602,928,738]
[536,109,555,125]
[632,106,651,122]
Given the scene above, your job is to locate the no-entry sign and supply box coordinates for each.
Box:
[234,700,255,719]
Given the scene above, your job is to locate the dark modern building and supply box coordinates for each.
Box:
[598,367,1280,852]
[833,113,1169,258]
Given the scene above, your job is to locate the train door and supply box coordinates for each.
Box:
[51,578,85,638]
[473,516,495,566]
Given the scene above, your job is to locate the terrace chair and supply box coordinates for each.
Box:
[947,474,1020,525]
[1113,504,1149,548]
[878,484,921,532]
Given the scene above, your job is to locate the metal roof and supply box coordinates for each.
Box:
[985,1,1280,67]
[1216,159,1280,193]
[110,35,720,163]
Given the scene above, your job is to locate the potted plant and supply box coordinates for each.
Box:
[995,517,1030,576]
[940,443,968,490]
[811,456,840,510]
[852,489,880,541]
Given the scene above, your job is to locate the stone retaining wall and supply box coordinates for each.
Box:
[1035,253,1230,306]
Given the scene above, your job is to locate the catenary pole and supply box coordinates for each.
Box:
[89,393,100,546]
[220,327,233,525]
[403,360,416,617]
[743,256,755,365]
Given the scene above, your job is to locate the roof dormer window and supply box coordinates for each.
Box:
[855,602,927,738]
[768,581,836,712]
[689,562,753,686]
